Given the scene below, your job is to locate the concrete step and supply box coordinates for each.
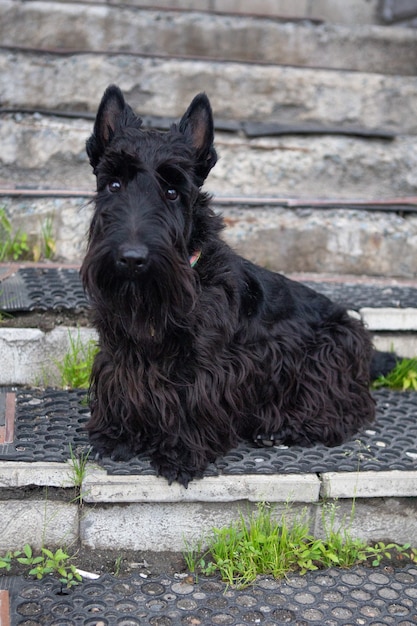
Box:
[2,191,417,276]
[1,385,417,554]
[1,49,417,133]
[48,0,388,25]
[2,0,417,74]
[1,264,417,387]
[1,113,417,199]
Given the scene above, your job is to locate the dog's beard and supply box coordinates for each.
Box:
[82,245,198,342]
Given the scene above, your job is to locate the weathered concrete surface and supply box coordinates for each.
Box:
[313,497,417,546]
[82,469,320,504]
[0,195,90,262]
[362,308,417,331]
[2,195,417,278]
[0,461,74,488]
[0,327,97,386]
[0,490,415,553]
[80,497,417,551]
[209,136,417,199]
[372,334,417,357]
[1,116,417,198]
[0,500,78,551]
[0,116,91,189]
[1,52,417,132]
[2,1,416,74]
[321,471,417,499]
[80,501,315,551]
[0,460,416,550]
[70,0,383,25]
[220,206,417,278]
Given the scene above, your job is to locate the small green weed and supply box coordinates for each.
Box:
[68,443,91,489]
[0,208,57,262]
[113,555,124,576]
[31,547,82,587]
[0,544,82,588]
[0,549,21,572]
[372,357,417,391]
[40,215,56,260]
[0,207,29,261]
[57,330,98,389]
[68,443,92,504]
[184,503,417,587]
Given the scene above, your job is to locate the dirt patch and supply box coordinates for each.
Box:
[0,309,92,331]
[4,546,188,581]
[76,548,188,579]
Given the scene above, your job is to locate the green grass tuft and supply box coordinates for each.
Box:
[372,357,417,391]
[184,503,417,587]
[56,330,98,389]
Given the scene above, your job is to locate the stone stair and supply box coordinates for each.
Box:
[1,0,417,562]
[1,0,417,275]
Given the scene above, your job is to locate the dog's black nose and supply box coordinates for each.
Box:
[117,245,149,273]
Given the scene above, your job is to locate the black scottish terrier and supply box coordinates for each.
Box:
[81,85,380,486]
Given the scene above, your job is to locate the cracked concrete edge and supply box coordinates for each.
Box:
[361,307,417,331]
[81,468,321,504]
[1,463,417,550]
[3,461,417,502]
[0,461,75,488]
[320,470,417,499]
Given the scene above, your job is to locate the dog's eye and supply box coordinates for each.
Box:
[165,188,178,201]
[108,180,121,193]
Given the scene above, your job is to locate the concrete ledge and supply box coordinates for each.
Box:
[80,501,315,552]
[80,496,417,551]
[372,333,417,358]
[0,500,78,551]
[0,327,97,385]
[320,470,417,498]
[313,497,417,546]
[82,469,321,504]
[0,462,417,549]
[2,2,413,74]
[361,307,417,332]
[5,462,417,502]
[0,461,73,488]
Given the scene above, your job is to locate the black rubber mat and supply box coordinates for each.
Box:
[302,281,417,311]
[0,267,87,312]
[1,388,417,476]
[2,564,417,625]
[1,268,417,312]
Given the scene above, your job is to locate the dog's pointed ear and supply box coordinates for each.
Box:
[87,85,138,170]
[179,93,217,183]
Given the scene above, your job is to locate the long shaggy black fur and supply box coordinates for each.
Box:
[81,85,379,486]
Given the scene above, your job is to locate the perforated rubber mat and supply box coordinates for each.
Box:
[0,267,86,312]
[1,267,417,312]
[302,281,417,311]
[2,565,417,625]
[1,388,416,476]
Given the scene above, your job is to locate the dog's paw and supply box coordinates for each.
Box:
[254,433,279,447]
[151,457,199,488]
